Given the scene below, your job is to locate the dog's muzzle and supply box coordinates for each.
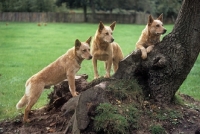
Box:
[88,55,92,60]
[162,29,167,34]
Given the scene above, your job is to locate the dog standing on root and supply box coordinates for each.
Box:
[91,21,123,79]
[16,37,92,123]
[136,13,167,59]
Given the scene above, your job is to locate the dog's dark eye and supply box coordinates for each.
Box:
[156,24,160,27]
[82,49,87,52]
[105,32,109,35]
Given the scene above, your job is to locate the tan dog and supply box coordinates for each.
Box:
[91,21,123,79]
[136,14,167,59]
[16,37,92,123]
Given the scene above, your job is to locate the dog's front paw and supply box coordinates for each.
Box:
[23,118,31,123]
[104,74,110,78]
[146,45,154,53]
[140,48,147,59]
[94,74,100,79]
[72,92,79,97]
[94,76,99,79]
[141,53,147,59]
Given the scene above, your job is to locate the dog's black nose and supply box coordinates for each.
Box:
[89,55,92,60]
[163,29,167,34]
[111,38,114,42]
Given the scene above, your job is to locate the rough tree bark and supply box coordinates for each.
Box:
[114,0,200,103]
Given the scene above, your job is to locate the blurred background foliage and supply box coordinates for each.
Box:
[0,0,182,19]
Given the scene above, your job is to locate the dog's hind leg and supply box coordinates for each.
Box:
[112,45,123,72]
[104,61,107,72]
[92,58,99,79]
[112,59,119,72]
[104,58,112,78]
[23,83,44,123]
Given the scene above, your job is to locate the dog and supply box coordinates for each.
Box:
[91,21,123,79]
[136,13,167,59]
[16,37,92,123]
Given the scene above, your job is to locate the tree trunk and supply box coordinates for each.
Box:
[89,0,96,22]
[83,5,87,22]
[114,0,200,103]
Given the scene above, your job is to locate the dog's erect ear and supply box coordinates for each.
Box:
[98,21,104,33]
[75,39,81,50]
[157,13,163,22]
[148,15,154,26]
[110,21,116,31]
[85,36,92,46]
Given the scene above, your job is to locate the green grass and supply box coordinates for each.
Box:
[0,22,199,121]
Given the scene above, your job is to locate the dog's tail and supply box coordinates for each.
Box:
[16,82,31,109]
[16,95,28,109]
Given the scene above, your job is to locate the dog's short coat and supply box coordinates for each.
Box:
[136,13,167,59]
[16,37,92,123]
[91,21,123,79]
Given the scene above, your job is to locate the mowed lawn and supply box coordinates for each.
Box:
[0,22,199,120]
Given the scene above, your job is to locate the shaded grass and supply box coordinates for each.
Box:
[0,22,199,121]
[179,57,200,99]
